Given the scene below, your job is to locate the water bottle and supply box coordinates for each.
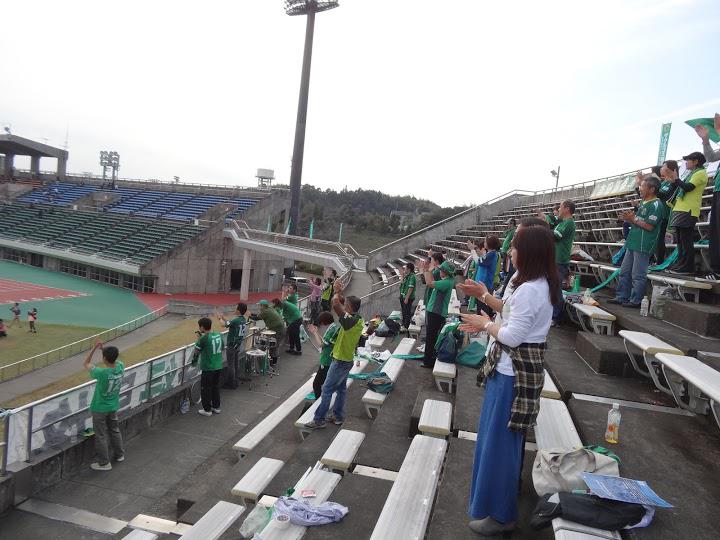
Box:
[583,288,592,305]
[604,403,621,444]
[640,297,649,317]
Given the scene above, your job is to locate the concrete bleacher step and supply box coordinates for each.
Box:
[410,386,453,437]
[575,332,642,377]
[664,300,720,339]
[452,365,483,434]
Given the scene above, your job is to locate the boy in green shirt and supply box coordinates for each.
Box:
[218,303,248,388]
[307,311,340,400]
[305,280,364,429]
[193,317,224,417]
[552,200,577,321]
[284,283,299,306]
[399,262,416,330]
[273,297,303,355]
[421,260,456,368]
[609,178,662,308]
[84,340,124,471]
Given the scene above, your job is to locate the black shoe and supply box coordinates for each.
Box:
[293,350,302,356]
[285,349,295,354]
[607,298,625,305]
[622,302,641,309]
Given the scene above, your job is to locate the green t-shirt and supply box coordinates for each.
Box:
[319,323,340,367]
[553,218,576,264]
[332,313,364,362]
[194,332,223,371]
[90,360,125,413]
[286,293,298,306]
[399,273,416,301]
[424,268,441,306]
[259,308,286,336]
[501,227,515,254]
[225,315,247,347]
[427,277,455,318]
[280,300,302,324]
[625,198,663,254]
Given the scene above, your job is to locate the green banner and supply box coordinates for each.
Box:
[685,117,720,143]
[656,122,672,165]
[309,219,314,239]
[589,172,636,199]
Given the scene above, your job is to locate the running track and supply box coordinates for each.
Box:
[0,278,89,305]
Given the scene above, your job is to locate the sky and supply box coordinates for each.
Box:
[1,0,719,208]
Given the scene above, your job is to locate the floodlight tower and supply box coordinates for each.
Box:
[285,0,339,236]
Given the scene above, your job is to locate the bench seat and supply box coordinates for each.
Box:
[362,338,415,418]
[432,360,457,393]
[418,399,452,438]
[122,531,159,540]
[571,303,616,335]
[541,369,561,399]
[178,501,245,540]
[655,353,720,426]
[366,334,386,350]
[647,274,712,303]
[321,429,366,473]
[230,457,284,504]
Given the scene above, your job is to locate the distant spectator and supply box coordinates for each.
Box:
[423,250,445,308]
[668,152,708,275]
[307,311,340,400]
[500,218,517,271]
[28,308,38,334]
[250,300,286,350]
[309,277,323,323]
[695,114,720,283]
[399,262,416,329]
[419,260,456,369]
[9,302,21,328]
[218,303,248,388]
[272,297,303,355]
[0,319,6,338]
[193,317,224,417]
[551,200,576,322]
[472,235,502,317]
[84,340,124,471]
[656,160,682,263]
[320,271,335,312]
[284,282,299,306]
[609,177,663,308]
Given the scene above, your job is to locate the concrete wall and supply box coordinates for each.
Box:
[0,183,32,201]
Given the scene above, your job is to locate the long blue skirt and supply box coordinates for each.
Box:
[468,373,524,523]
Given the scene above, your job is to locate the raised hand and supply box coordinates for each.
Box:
[695,124,710,142]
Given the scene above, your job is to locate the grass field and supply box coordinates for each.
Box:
[1,316,227,408]
[0,323,106,367]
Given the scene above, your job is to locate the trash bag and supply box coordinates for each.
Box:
[239,504,273,538]
[649,284,679,319]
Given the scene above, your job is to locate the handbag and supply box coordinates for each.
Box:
[532,447,619,496]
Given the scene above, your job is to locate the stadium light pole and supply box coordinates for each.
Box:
[285,0,339,236]
[551,166,560,190]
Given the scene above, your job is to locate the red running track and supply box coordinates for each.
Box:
[136,291,283,311]
[0,278,88,305]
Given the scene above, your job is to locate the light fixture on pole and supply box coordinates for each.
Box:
[550,166,561,190]
[285,0,339,236]
[99,151,120,181]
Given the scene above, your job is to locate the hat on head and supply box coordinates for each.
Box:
[258,299,269,306]
[439,261,455,275]
[682,151,706,166]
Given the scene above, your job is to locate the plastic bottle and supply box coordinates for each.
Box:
[640,297,649,317]
[604,403,621,444]
[583,288,592,305]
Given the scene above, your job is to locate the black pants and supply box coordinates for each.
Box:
[710,192,720,273]
[223,345,240,389]
[200,370,221,411]
[287,319,302,352]
[500,258,514,296]
[655,218,668,264]
[674,225,696,272]
[400,297,414,328]
[320,299,331,312]
[313,365,329,399]
[423,312,445,368]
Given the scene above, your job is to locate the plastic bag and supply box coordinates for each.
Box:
[239,504,273,538]
[456,341,487,368]
[649,284,679,319]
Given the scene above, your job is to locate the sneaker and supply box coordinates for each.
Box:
[304,420,327,430]
[326,413,344,426]
[697,273,720,283]
[90,462,112,471]
[623,302,641,309]
[115,455,125,462]
[211,408,221,414]
[197,409,212,417]
[285,349,295,354]
[607,298,625,305]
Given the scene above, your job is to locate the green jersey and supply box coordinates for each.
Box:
[319,323,341,367]
[280,300,302,324]
[90,360,125,413]
[625,198,663,254]
[225,315,247,347]
[553,218,576,264]
[194,332,223,371]
[258,308,285,336]
[501,227,515,254]
[424,268,441,306]
[286,293,298,306]
[332,313,364,362]
[399,273,416,301]
[427,277,455,318]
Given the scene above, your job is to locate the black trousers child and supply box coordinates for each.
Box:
[200,370,221,412]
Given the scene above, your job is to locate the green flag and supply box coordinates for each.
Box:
[309,219,314,239]
[656,122,672,165]
[685,117,720,143]
[338,222,343,243]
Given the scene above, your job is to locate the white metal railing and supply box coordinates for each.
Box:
[0,306,168,382]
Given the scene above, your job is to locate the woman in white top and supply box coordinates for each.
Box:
[458,221,559,537]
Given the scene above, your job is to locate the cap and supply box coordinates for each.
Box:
[439,261,455,275]
[258,299,269,306]
[682,151,707,166]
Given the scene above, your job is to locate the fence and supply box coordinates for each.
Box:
[0,328,256,475]
[0,306,168,383]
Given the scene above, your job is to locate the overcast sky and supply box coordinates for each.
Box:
[2,0,719,207]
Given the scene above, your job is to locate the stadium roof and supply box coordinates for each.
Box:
[0,134,68,159]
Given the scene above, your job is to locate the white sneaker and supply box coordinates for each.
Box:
[211,408,221,414]
[115,456,125,462]
[90,462,112,471]
[197,409,212,417]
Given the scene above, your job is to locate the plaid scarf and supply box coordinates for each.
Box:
[481,340,546,432]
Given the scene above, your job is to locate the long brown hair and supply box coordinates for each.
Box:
[511,225,560,303]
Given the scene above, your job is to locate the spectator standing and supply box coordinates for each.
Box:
[473,236,501,317]
[251,300,286,347]
[84,341,125,471]
[284,283,299,305]
[320,271,336,312]
[307,311,340,400]
[539,206,560,228]
[668,152,708,275]
[218,303,248,388]
[609,177,663,308]
[551,200,576,322]
[309,277,323,323]
[695,115,720,282]
[423,251,445,308]
[28,308,38,333]
[273,297,303,355]
[420,260,456,369]
[9,302,21,328]
[304,283,364,429]
[500,219,516,273]
[193,317,224,417]
[0,319,7,338]
[655,161,682,264]
[399,262,416,330]
[458,224,558,536]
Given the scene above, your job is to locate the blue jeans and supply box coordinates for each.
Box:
[615,249,650,304]
[314,359,353,422]
[552,264,570,320]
